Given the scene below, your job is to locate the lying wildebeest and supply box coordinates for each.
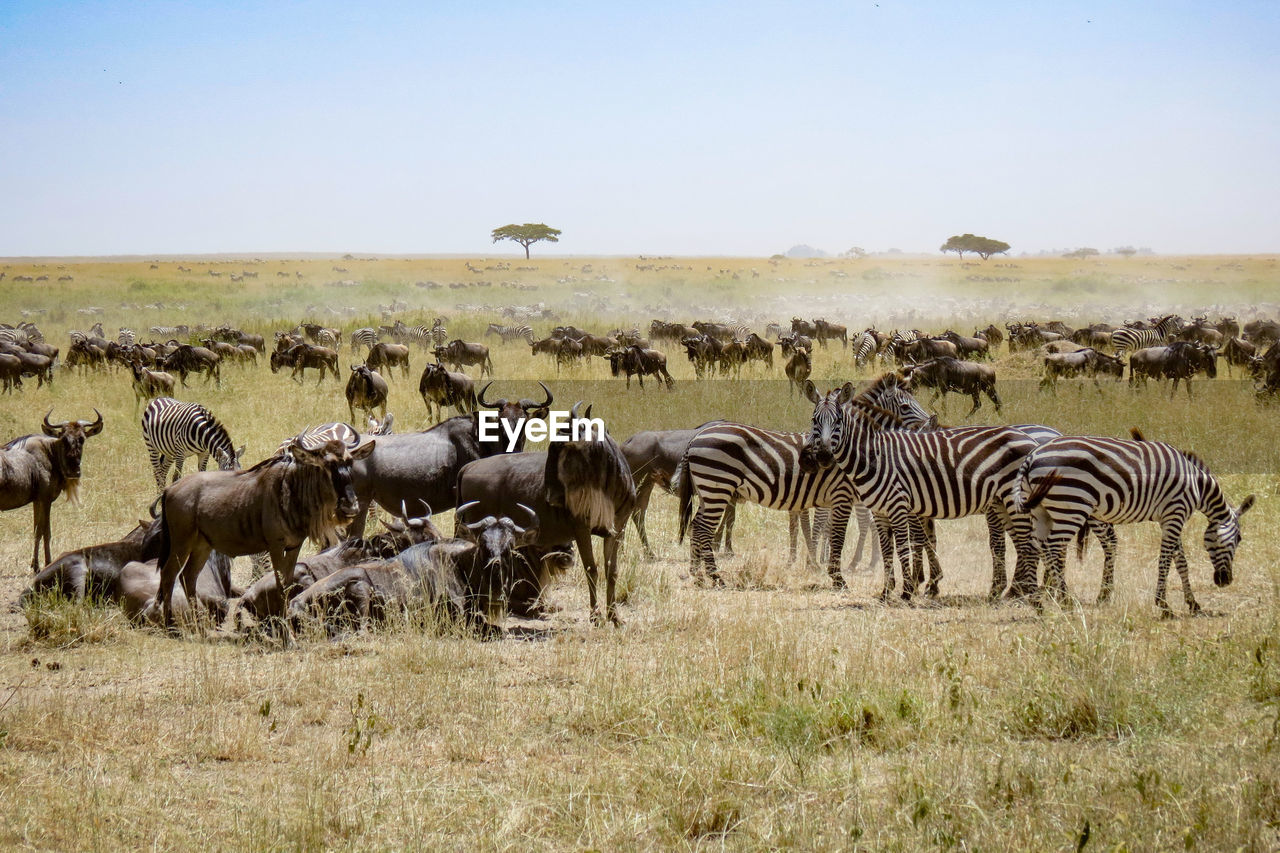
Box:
[1039,347,1125,392]
[119,552,237,626]
[455,402,636,626]
[785,346,812,396]
[365,341,411,380]
[604,345,675,389]
[902,357,1000,414]
[345,364,389,423]
[346,383,553,537]
[237,505,442,630]
[419,362,478,422]
[1,410,104,571]
[289,510,536,636]
[130,361,176,411]
[434,339,493,376]
[19,517,161,608]
[147,437,376,630]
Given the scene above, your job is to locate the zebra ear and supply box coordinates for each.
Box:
[839,382,855,404]
[1238,494,1256,517]
[803,380,820,404]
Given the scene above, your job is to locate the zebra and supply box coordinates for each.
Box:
[676,374,930,586]
[1012,430,1255,614]
[852,330,879,368]
[485,322,534,344]
[430,317,448,346]
[117,327,136,346]
[1111,314,1183,357]
[350,327,378,353]
[803,384,1057,600]
[141,397,244,492]
[313,327,339,349]
[150,325,189,339]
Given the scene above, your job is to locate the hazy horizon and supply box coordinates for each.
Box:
[2,1,1277,257]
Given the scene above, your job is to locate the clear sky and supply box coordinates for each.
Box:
[1,1,1277,257]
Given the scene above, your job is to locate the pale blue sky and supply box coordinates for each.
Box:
[1,1,1276,256]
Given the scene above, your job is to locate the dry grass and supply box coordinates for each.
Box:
[0,253,1278,849]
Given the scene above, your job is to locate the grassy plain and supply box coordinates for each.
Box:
[0,253,1278,850]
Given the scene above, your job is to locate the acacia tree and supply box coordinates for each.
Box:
[491,223,562,258]
[940,233,1011,260]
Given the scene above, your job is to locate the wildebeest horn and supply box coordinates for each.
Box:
[455,500,481,525]
[570,400,583,420]
[477,381,497,408]
[512,502,539,535]
[43,409,67,432]
[78,409,104,434]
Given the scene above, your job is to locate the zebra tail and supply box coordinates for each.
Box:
[1075,523,1091,561]
[675,455,693,544]
[1018,470,1062,515]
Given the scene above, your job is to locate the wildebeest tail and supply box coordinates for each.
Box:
[156,492,173,578]
[675,454,693,544]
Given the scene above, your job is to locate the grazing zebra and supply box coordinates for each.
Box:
[803,384,1055,600]
[117,328,136,346]
[141,397,244,492]
[1111,315,1183,357]
[485,322,534,344]
[1012,431,1255,614]
[350,327,378,353]
[852,330,879,367]
[676,374,930,586]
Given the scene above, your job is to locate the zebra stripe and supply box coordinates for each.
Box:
[1012,435,1254,613]
[805,391,1052,599]
[141,397,240,492]
[117,328,136,346]
[430,319,448,346]
[678,375,929,586]
[1111,315,1181,356]
[486,323,534,344]
[852,331,878,367]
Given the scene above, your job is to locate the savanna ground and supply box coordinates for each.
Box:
[0,252,1278,850]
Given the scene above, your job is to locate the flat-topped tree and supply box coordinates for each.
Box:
[940,233,1011,260]
[491,223,562,259]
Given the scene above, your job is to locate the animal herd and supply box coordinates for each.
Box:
[1,307,1272,641]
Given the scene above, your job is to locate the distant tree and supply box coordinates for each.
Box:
[491,223,561,259]
[1112,246,1138,257]
[840,246,867,259]
[1062,247,1100,259]
[940,233,1010,260]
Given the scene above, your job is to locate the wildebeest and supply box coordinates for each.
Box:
[147,437,376,629]
[898,337,959,365]
[346,383,553,537]
[604,345,675,389]
[791,317,818,337]
[785,346,812,396]
[129,361,176,411]
[902,357,1000,414]
[742,332,774,367]
[345,364,389,423]
[419,362,478,421]
[1129,341,1218,396]
[1,411,104,571]
[118,552,237,627]
[1039,348,1125,391]
[1221,337,1256,377]
[813,318,848,348]
[434,339,493,376]
[273,343,339,384]
[455,402,636,625]
[681,334,723,379]
[940,330,990,360]
[160,342,222,387]
[365,341,411,379]
[19,517,161,607]
[0,353,25,392]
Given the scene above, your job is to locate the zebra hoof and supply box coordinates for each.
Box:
[829,574,846,590]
